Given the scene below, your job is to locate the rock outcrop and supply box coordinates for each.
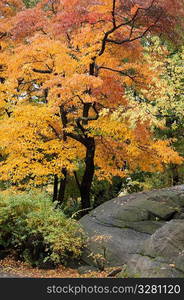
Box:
[79,185,184,277]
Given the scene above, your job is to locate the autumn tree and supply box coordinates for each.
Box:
[0,0,183,214]
[142,37,184,186]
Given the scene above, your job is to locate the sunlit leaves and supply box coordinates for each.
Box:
[0,0,183,188]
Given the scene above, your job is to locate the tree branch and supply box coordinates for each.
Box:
[106,11,163,46]
[32,68,52,74]
[0,32,7,40]
[92,102,99,117]
[98,66,136,81]
[112,0,116,28]
[75,118,88,137]
[60,105,68,141]
[98,0,158,57]
[66,132,87,146]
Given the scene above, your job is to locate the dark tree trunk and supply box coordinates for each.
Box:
[57,168,67,206]
[89,61,95,76]
[80,137,95,216]
[77,60,96,216]
[171,164,180,186]
[56,106,68,206]
[64,60,97,216]
[82,103,91,125]
[53,175,58,201]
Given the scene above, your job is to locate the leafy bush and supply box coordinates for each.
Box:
[0,192,85,267]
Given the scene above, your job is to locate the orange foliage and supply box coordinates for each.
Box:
[0,0,183,196]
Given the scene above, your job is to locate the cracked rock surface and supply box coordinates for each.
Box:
[80,185,184,277]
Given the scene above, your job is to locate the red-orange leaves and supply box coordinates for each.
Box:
[10,7,48,40]
[47,74,103,108]
[0,0,183,194]
[130,4,142,15]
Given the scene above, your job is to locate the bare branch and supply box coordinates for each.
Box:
[32,68,52,74]
[98,66,136,81]
[112,0,116,28]
[98,0,158,57]
[66,132,87,146]
[0,32,7,40]
[106,21,160,45]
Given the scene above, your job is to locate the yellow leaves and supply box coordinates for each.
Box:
[0,0,24,17]
[66,74,103,90]
[73,23,103,49]
[45,73,103,112]
[151,140,183,165]
[90,115,131,141]
[96,51,120,70]
[0,103,79,183]
[91,109,183,178]
[29,37,78,74]
[48,74,103,106]
[0,36,79,99]
[89,0,113,14]
[141,40,184,120]
[0,3,183,189]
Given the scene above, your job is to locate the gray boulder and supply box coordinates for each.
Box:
[80,215,149,268]
[143,220,184,260]
[124,219,184,277]
[79,185,184,276]
[119,254,184,278]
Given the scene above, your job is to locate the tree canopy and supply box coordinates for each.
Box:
[0,0,183,212]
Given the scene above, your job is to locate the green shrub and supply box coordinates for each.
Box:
[0,192,85,267]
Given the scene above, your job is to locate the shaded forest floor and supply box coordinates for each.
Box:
[0,256,114,278]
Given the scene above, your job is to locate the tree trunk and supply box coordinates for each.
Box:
[171,164,180,186]
[57,168,67,206]
[53,175,58,201]
[80,137,95,216]
[76,61,96,216]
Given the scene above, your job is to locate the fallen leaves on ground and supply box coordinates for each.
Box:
[0,256,118,278]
